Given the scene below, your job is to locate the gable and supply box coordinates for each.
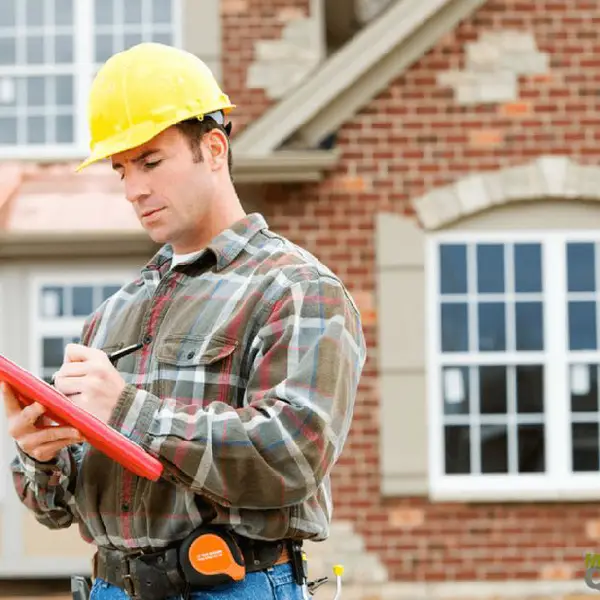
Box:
[232,0,487,157]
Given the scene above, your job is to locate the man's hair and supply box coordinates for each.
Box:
[175,117,233,180]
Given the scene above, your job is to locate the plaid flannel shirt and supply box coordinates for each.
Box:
[11,213,367,551]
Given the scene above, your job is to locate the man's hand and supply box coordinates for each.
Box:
[52,343,127,424]
[2,382,83,463]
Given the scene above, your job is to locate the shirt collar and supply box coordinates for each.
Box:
[142,213,269,274]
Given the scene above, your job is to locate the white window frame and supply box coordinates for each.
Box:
[29,268,139,378]
[0,0,183,161]
[427,228,600,502]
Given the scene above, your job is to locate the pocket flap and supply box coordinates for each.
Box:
[157,335,237,367]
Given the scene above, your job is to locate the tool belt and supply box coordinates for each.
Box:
[93,525,303,600]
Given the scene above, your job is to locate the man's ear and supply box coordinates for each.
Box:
[204,129,229,170]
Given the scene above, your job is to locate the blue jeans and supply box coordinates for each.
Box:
[89,563,308,600]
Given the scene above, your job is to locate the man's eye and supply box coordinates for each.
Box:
[144,160,162,170]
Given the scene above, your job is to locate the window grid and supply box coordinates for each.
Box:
[0,0,180,158]
[428,231,600,500]
[30,274,132,383]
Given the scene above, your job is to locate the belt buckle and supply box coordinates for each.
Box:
[122,574,137,599]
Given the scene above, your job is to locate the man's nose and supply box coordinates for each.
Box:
[124,172,151,204]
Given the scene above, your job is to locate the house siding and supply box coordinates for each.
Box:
[246,0,600,586]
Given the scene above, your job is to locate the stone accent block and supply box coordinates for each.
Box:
[438,29,550,105]
[247,17,321,99]
[412,156,600,230]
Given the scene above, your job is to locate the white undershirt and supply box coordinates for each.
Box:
[171,249,204,269]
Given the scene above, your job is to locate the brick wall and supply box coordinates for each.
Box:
[250,0,600,584]
[221,0,316,135]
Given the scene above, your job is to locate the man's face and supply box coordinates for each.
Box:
[111,126,222,253]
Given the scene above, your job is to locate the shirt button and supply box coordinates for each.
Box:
[143,334,153,345]
[121,503,130,512]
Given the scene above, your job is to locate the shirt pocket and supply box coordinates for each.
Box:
[155,334,239,406]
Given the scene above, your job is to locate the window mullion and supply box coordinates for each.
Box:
[75,0,93,151]
[544,235,569,483]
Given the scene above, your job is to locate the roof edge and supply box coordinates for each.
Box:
[231,0,485,157]
[0,231,157,259]
[233,149,341,182]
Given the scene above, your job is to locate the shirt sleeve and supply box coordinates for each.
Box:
[8,308,102,529]
[10,443,85,529]
[108,275,367,509]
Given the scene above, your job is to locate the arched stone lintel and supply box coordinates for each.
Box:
[411,155,600,231]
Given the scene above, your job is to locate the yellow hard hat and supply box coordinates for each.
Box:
[76,43,235,171]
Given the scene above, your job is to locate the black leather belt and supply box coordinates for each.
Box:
[94,535,290,599]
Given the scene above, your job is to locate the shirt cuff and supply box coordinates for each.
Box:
[108,383,161,446]
[16,444,69,482]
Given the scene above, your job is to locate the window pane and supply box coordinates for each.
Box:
[0,77,16,105]
[567,242,595,292]
[443,366,469,415]
[478,302,505,351]
[481,425,508,473]
[480,366,507,414]
[569,301,597,350]
[0,38,16,65]
[570,364,598,412]
[55,34,74,63]
[516,365,544,413]
[151,32,172,45]
[26,116,45,144]
[95,0,114,24]
[518,425,545,473]
[95,34,114,63]
[477,244,504,294]
[440,244,467,294]
[441,303,468,352]
[27,76,45,106]
[444,425,470,474]
[125,0,143,23]
[55,115,74,143]
[572,423,599,472]
[43,337,64,369]
[152,0,172,23]
[55,75,74,105]
[125,33,143,50]
[26,0,44,26]
[0,117,16,143]
[0,1,16,26]
[55,0,73,26]
[41,286,64,317]
[515,301,543,351]
[514,243,542,293]
[102,285,121,300]
[73,286,94,316]
[26,36,45,64]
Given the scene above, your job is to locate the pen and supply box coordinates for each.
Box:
[107,342,144,365]
[51,342,145,386]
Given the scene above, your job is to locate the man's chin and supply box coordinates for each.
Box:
[144,227,170,246]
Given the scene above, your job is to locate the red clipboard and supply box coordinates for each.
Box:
[0,354,164,481]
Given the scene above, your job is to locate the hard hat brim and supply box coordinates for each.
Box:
[76,106,235,172]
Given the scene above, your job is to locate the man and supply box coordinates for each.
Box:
[2,43,366,600]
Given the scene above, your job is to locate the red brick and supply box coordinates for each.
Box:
[232,0,600,586]
[499,101,533,116]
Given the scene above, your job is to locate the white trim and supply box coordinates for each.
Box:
[427,229,600,501]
